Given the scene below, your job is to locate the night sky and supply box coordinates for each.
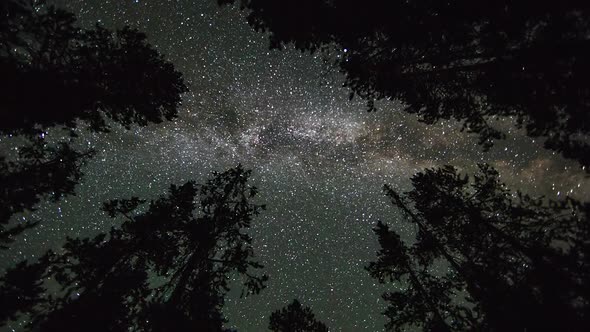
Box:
[1,1,588,331]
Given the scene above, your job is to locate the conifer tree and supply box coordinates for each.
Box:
[0,166,267,332]
[368,164,589,331]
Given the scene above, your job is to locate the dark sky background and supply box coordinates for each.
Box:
[1,0,588,331]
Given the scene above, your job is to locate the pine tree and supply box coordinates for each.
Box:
[269,299,329,332]
[0,0,188,246]
[219,0,590,169]
[368,164,589,331]
[0,166,267,331]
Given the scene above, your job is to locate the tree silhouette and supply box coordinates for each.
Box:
[0,0,187,245]
[1,0,187,133]
[0,165,268,331]
[368,164,589,331]
[219,0,590,169]
[0,138,94,248]
[269,299,329,332]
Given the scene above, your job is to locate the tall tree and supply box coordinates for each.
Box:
[0,0,188,245]
[268,299,329,332]
[0,139,94,248]
[0,165,268,331]
[219,0,590,169]
[368,164,589,331]
[1,0,187,133]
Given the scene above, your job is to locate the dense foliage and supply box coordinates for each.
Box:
[0,0,187,245]
[368,164,589,331]
[0,166,267,331]
[269,299,329,332]
[220,0,590,170]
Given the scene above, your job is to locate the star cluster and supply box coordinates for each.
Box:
[1,1,588,331]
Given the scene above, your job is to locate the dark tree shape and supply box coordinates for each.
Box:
[268,299,329,332]
[0,0,187,245]
[0,259,48,325]
[368,222,463,332]
[0,138,94,248]
[0,0,187,134]
[368,164,589,331]
[0,165,268,331]
[219,0,590,170]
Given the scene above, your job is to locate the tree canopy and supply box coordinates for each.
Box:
[1,0,187,134]
[0,166,267,331]
[268,299,329,332]
[0,139,94,248]
[220,0,590,170]
[368,164,589,331]
[0,0,187,246]
[2,1,589,330]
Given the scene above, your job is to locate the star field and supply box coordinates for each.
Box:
[1,1,588,331]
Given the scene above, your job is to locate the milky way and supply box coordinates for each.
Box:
[1,1,588,331]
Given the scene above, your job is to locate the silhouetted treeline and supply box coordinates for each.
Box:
[2,0,590,330]
[269,299,329,332]
[368,164,589,331]
[220,0,590,170]
[0,0,187,246]
[0,2,330,331]
[4,164,587,331]
[1,0,186,133]
[0,138,95,248]
[0,166,268,332]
